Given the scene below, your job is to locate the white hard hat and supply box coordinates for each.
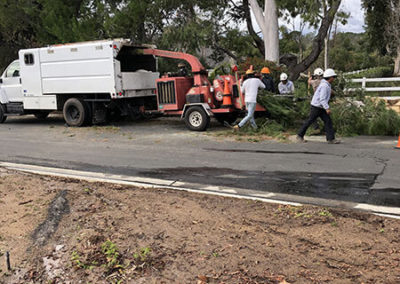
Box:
[280,73,288,81]
[323,68,337,78]
[313,68,324,76]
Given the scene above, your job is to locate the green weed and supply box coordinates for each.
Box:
[133,247,152,263]
[71,251,93,270]
[318,210,333,217]
[101,240,122,269]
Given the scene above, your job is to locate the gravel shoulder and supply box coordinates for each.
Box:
[0,169,399,283]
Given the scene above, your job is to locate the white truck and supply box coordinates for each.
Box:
[0,39,159,126]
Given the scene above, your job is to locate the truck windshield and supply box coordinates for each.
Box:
[5,61,20,78]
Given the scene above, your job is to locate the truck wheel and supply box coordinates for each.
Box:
[184,106,210,131]
[34,111,50,120]
[0,104,6,123]
[214,113,238,125]
[83,102,93,126]
[63,98,88,127]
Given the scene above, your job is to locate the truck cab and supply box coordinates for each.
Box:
[0,60,22,104]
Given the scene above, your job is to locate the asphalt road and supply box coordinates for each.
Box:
[1,113,399,208]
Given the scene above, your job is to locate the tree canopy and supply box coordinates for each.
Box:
[0,0,394,77]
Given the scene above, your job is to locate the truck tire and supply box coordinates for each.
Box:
[63,98,88,127]
[184,106,210,131]
[84,102,93,126]
[34,111,50,120]
[0,104,7,123]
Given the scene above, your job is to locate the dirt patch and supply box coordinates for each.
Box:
[0,169,400,283]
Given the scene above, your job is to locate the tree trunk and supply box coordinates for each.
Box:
[242,0,265,55]
[288,0,341,80]
[394,46,400,76]
[324,36,329,69]
[248,0,279,62]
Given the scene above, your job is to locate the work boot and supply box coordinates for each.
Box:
[233,125,240,131]
[327,139,341,144]
[296,135,307,143]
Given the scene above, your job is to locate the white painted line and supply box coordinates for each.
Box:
[202,185,222,191]
[2,161,400,218]
[354,203,400,216]
[0,162,302,207]
[373,213,400,220]
[0,162,174,186]
[218,174,249,179]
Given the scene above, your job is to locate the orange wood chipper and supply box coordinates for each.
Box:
[141,48,266,131]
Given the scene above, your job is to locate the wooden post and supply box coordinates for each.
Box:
[362,77,366,89]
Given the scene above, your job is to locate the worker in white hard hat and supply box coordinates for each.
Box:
[278,73,295,95]
[297,68,340,144]
[308,68,324,92]
[308,68,324,131]
[232,69,265,131]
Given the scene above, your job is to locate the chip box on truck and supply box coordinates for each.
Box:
[0,39,159,126]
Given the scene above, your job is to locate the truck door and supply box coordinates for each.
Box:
[19,49,56,110]
[0,60,22,103]
[19,50,42,96]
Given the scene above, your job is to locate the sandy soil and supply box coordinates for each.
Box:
[0,168,400,283]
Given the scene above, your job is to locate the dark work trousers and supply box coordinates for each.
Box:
[298,105,335,141]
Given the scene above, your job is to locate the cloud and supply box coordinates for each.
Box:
[246,0,366,35]
[337,0,365,33]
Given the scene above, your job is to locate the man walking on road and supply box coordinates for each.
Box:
[308,68,324,131]
[297,68,340,144]
[233,69,265,130]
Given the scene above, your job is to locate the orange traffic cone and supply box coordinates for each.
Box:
[221,79,233,108]
[395,133,400,149]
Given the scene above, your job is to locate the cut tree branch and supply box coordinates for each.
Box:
[288,0,342,80]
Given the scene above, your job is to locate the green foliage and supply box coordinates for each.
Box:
[328,33,393,72]
[251,79,400,138]
[101,240,122,270]
[331,94,400,136]
[132,247,153,270]
[258,95,305,128]
[239,57,285,86]
[71,251,94,270]
[346,66,394,79]
[133,247,152,263]
[363,0,391,55]
[256,119,287,140]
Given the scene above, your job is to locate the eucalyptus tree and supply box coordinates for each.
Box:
[363,0,400,76]
[238,0,342,79]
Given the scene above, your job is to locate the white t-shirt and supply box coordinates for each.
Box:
[241,78,265,103]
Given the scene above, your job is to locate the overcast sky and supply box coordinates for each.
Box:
[272,0,365,34]
[338,0,365,33]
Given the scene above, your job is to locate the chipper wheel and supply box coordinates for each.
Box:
[184,106,210,131]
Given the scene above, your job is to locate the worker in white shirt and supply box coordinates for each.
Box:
[233,69,265,130]
[278,73,295,95]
